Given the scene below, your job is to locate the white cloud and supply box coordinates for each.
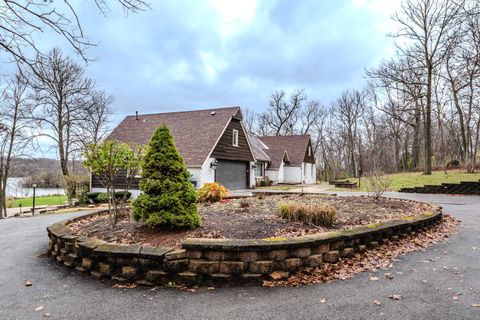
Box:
[210,0,257,37]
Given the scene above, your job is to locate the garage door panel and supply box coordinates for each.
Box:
[216,160,248,190]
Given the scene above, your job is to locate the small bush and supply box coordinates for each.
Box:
[278,202,336,227]
[197,182,228,203]
[364,171,393,200]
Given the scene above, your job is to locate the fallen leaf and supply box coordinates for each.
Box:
[369,276,379,281]
[34,306,44,311]
[471,304,480,308]
[452,296,458,301]
[207,287,215,291]
[389,294,402,300]
[385,273,394,280]
[43,313,51,318]
[320,298,327,303]
[24,281,32,287]
[373,299,382,306]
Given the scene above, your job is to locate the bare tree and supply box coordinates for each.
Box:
[29,48,94,178]
[391,0,464,174]
[443,0,480,172]
[0,0,149,66]
[77,90,114,148]
[264,89,306,135]
[333,90,365,177]
[0,69,33,218]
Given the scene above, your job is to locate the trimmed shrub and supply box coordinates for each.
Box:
[132,125,201,229]
[87,192,101,203]
[96,192,109,203]
[87,191,132,204]
[197,182,228,203]
[278,202,336,227]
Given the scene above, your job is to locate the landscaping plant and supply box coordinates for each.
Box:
[132,125,201,229]
[83,140,144,227]
[278,202,336,227]
[364,171,393,200]
[197,182,228,203]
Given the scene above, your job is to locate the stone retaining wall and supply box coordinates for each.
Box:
[400,180,480,195]
[47,201,443,287]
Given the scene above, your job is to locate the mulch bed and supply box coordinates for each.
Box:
[68,194,433,249]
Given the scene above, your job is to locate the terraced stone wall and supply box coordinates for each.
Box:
[47,203,443,287]
[400,180,480,195]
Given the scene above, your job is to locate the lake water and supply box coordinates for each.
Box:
[7,177,65,198]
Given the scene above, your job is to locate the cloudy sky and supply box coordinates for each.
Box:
[34,0,401,126]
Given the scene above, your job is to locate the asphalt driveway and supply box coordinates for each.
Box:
[0,193,479,320]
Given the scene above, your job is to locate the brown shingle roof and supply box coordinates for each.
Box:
[259,135,311,167]
[263,147,289,170]
[106,107,240,167]
[247,134,271,162]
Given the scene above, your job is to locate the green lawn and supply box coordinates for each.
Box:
[14,195,68,208]
[332,170,480,192]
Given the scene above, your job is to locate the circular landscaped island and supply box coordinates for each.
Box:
[47,193,444,287]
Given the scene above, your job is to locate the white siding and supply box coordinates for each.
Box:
[283,166,302,184]
[265,169,279,184]
[278,161,285,183]
[249,161,256,188]
[200,157,216,186]
[265,160,285,184]
[188,167,202,188]
[303,162,316,184]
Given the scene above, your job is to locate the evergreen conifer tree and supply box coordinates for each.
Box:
[132,125,201,228]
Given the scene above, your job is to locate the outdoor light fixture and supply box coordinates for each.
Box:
[210,160,218,169]
[251,163,257,169]
[32,183,37,216]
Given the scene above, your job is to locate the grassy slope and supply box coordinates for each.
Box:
[14,195,68,208]
[332,170,480,192]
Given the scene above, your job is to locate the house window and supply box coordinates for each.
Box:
[308,146,312,156]
[254,163,264,177]
[232,129,239,147]
[311,164,314,176]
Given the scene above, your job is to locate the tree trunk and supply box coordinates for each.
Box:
[424,65,433,175]
[412,106,421,170]
[450,81,467,162]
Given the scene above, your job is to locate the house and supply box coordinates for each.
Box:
[90,107,257,197]
[249,134,316,184]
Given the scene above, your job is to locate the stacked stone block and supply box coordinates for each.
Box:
[47,203,443,287]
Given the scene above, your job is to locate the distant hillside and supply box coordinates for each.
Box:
[9,158,87,178]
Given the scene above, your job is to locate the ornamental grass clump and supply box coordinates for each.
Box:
[278,202,336,227]
[132,125,201,229]
[197,182,228,203]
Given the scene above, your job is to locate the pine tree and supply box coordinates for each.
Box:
[132,125,201,228]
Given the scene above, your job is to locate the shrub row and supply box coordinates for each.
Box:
[87,191,131,204]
